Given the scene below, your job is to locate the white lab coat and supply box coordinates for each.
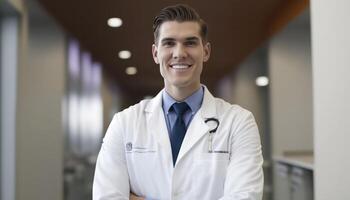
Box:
[93,87,263,200]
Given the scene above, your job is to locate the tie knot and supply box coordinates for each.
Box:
[172,102,189,116]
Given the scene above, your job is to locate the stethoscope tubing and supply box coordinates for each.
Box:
[204,118,220,133]
[205,118,220,153]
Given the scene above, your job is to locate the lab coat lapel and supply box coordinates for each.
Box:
[144,90,173,167]
[177,87,217,163]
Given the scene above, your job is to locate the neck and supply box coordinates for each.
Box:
[165,84,201,101]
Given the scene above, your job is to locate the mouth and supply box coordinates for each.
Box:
[169,63,192,69]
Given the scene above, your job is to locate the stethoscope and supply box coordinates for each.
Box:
[204,118,220,153]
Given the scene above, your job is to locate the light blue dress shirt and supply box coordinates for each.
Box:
[162,86,204,134]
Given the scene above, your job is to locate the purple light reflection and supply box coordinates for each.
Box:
[81,52,92,88]
[68,39,80,80]
[92,62,102,89]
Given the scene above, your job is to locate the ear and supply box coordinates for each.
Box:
[152,44,159,64]
[203,42,211,62]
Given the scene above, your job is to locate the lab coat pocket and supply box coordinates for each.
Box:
[127,148,157,153]
[198,152,230,161]
[191,153,229,199]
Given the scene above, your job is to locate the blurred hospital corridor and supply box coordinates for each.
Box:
[1,0,349,200]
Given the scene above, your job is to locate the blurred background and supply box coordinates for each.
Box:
[1,0,349,200]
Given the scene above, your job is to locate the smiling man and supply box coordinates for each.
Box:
[152,20,210,102]
[93,4,263,200]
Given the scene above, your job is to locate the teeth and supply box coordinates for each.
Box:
[171,64,189,69]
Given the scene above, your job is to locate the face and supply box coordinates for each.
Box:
[152,21,211,93]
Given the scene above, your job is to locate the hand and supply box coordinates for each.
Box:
[130,193,144,200]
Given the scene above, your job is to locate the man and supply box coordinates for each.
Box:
[93,4,263,200]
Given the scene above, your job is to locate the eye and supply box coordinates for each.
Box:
[185,40,198,46]
[162,41,175,47]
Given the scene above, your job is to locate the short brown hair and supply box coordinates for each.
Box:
[153,4,208,44]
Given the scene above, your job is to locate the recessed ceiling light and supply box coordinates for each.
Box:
[107,17,122,28]
[118,50,131,59]
[256,76,269,86]
[126,66,137,75]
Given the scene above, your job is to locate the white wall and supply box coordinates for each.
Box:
[15,1,65,199]
[311,1,350,199]
[268,10,313,156]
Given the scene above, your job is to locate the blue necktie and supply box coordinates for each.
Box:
[170,102,189,166]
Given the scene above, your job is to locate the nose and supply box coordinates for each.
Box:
[172,44,187,59]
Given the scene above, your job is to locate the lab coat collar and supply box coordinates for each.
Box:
[144,89,174,168]
[144,86,216,117]
[199,86,217,119]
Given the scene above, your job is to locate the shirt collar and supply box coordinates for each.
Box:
[162,86,204,114]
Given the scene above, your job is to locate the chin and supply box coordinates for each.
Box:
[171,79,190,87]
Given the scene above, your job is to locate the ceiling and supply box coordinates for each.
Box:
[37,0,308,103]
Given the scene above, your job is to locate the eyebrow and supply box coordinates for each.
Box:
[160,36,200,43]
[185,37,200,41]
[160,38,175,43]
